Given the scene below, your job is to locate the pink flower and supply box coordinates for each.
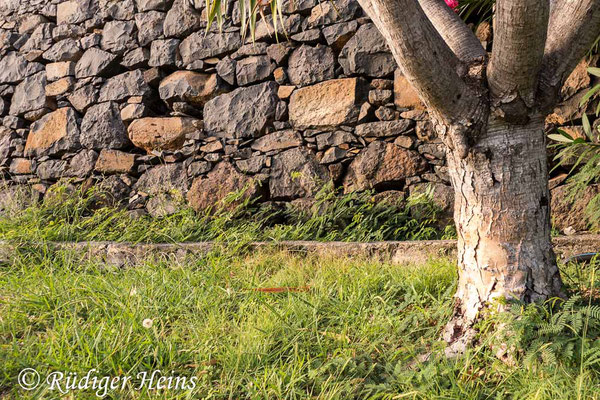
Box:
[445,0,459,10]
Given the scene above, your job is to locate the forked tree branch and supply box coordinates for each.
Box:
[538,0,600,112]
[357,0,485,132]
[487,0,549,117]
[418,0,486,64]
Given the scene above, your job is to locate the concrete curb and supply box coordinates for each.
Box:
[2,235,600,266]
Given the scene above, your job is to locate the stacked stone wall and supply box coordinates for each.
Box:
[0,0,596,226]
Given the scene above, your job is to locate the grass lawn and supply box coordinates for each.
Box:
[1,245,600,399]
[0,187,599,398]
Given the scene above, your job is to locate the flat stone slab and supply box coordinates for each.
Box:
[2,235,600,266]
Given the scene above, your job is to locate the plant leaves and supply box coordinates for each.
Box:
[549,132,574,143]
[588,67,600,77]
[583,113,593,141]
[579,84,600,107]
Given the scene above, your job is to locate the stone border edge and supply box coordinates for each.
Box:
[2,235,599,266]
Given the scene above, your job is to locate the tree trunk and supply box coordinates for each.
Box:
[442,115,564,356]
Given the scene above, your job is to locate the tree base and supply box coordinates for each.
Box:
[442,299,479,357]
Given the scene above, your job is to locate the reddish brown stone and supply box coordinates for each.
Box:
[158,71,225,107]
[95,149,136,174]
[24,107,80,157]
[128,117,200,153]
[394,69,424,110]
[187,162,259,212]
[344,141,428,192]
[9,158,32,175]
[289,78,364,129]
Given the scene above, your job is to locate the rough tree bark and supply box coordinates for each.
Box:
[356,0,600,354]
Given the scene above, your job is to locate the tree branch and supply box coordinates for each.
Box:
[357,0,486,144]
[487,0,549,120]
[418,0,486,64]
[538,0,600,112]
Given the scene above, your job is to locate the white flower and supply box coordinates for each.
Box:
[129,287,138,296]
[142,318,153,329]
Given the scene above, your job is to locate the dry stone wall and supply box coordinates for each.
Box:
[0,0,597,226]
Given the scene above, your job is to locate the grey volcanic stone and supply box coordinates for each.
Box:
[0,31,19,53]
[136,0,172,11]
[369,88,393,103]
[290,29,322,43]
[216,56,236,85]
[355,120,415,138]
[148,39,180,67]
[321,147,347,164]
[101,20,137,54]
[322,21,358,50]
[204,81,279,139]
[288,45,335,86]
[68,83,99,112]
[21,23,55,52]
[19,14,50,35]
[81,102,129,150]
[52,24,87,41]
[270,148,330,199]
[281,0,318,13]
[99,0,136,20]
[251,130,302,152]
[122,48,150,69]
[163,0,203,38]
[98,70,151,102]
[180,31,241,65]
[339,23,397,78]
[56,0,98,24]
[80,33,103,50]
[267,42,294,64]
[236,155,266,174]
[75,48,118,78]
[37,159,69,180]
[253,14,301,41]
[307,0,359,27]
[9,72,48,116]
[231,43,269,59]
[236,55,275,86]
[0,130,14,166]
[42,38,82,62]
[188,161,212,177]
[315,130,355,150]
[68,149,98,178]
[0,52,44,84]
[134,163,189,195]
[135,11,165,46]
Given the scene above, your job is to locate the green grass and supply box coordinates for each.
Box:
[1,184,599,398]
[1,245,600,399]
[0,183,454,244]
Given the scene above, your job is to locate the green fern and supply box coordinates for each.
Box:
[485,288,600,370]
